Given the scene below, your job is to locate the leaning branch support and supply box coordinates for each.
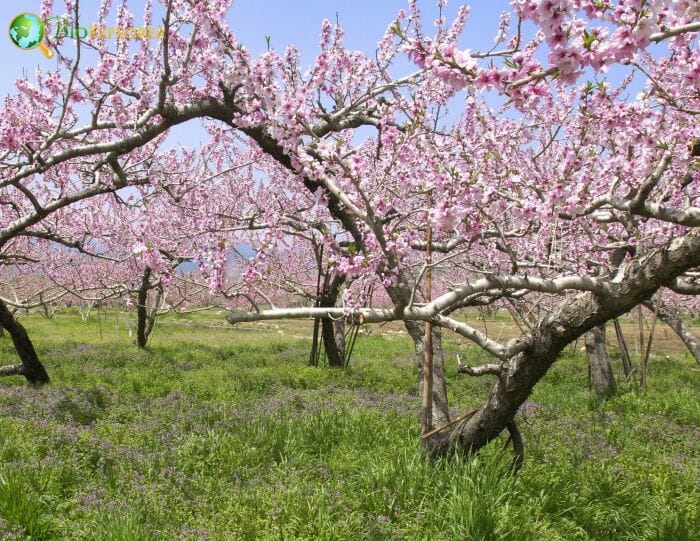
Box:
[643,298,700,366]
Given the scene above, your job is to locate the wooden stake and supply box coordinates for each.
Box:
[309,244,324,367]
[613,318,634,379]
[638,305,646,391]
[641,298,660,392]
[422,195,433,435]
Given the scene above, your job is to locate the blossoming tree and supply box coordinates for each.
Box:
[0,0,697,459]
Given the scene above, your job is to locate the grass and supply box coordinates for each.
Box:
[0,309,698,540]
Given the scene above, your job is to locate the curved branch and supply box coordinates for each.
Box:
[434,315,508,359]
[456,355,503,377]
[420,274,605,317]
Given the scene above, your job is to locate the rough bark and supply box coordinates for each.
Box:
[334,318,346,363]
[644,299,700,366]
[612,318,634,378]
[423,230,700,457]
[135,266,155,348]
[308,317,321,366]
[145,285,162,341]
[404,321,450,429]
[0,364,24,377]
[319,275,345,367]
[585,325,617,395]
[0,299,50,384]
[321,316,344,367]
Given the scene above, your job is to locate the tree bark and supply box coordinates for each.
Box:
[585,325,617,395]
[319,275,345,367]
[644,299,700,366]
[334,318,346,363]
[404,321,451,429]
[308,316,321,367]
[0,299,50,384]
[144,284,162,342]
[135,266,152,348]
[321,316,345,367]
[612,318,634,378]
[422,230,700,458]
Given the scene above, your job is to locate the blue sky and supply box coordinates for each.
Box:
[1,1,513,150]
[2,1,657,154]
[2,1,512,95]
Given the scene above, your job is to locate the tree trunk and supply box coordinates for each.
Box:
[404,321,450,429]
[319,275,346,368]
[334,318,346,362]
[644,299,700,366]
[585,325,617,395]
[321,316,345,367]
[308,316,321,366]
[612,318,634,378]
[135,266,152,348]
[143,284,163,343]
[422,231,700,458]
[0,299,50,384]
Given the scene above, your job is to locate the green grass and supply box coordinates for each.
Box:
[0,311,698,540]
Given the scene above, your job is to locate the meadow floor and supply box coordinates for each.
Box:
[0,310,698,540]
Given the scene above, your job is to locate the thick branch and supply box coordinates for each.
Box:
[425,227,700,457]
[456,355,502,377]
[0,364,24,377]
[643,298,700,365]
[421,274,605,317]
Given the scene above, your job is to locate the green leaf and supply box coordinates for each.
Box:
[391,21,404,38]
[582,30,597,51]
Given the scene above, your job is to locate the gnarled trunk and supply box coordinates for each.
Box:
[0,299,49,384]
[135,267,162,348]
[644,299,700,366]
[422,231,700,459]
[585,325,617,395]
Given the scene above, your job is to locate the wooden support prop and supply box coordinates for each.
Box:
[421,407,482,440]
[422,196,433,435]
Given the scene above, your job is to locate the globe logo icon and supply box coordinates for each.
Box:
[8,13,54,58]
